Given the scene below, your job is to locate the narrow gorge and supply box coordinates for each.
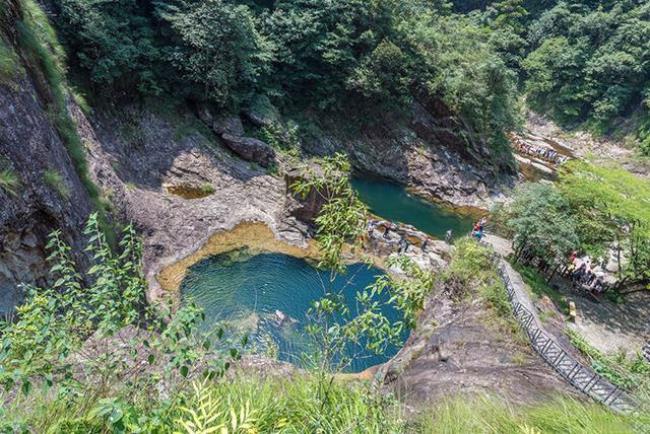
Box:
[1,0,648,432]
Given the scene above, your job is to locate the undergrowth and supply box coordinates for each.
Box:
[0,167,20,195]
[417,395,637,434]
[42,168,70,199]
[566,329,650,398]
[442,239,525,343]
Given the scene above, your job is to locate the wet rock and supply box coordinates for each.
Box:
[221,134,276,168]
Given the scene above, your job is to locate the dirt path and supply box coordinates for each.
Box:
[485,234,649,356]
[563,287,649,356]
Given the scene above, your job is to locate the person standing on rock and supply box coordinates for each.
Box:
[445,229,453,244]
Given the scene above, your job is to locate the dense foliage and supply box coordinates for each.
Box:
[500,161,650,293]
[523,2,650,140]
[47,0,520,150]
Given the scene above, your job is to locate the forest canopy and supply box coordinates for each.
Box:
[50,0,650,154]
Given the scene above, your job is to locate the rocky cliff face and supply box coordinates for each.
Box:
[298,102,516,210]
[0,17,93,313]
[70,103,309,301]
[378,285,575,407]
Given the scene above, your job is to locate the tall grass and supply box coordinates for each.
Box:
[4,376,643,433]
[566,329,650,402]
[0,37,21,84]
[1,375,405,433]
[512,262,569,312]
[417,396,637,434]
[16,0,113,240]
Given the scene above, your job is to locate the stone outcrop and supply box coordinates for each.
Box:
[364,220,449,271]
[198,106,276,168]
[283,166,326,226]
[378,284,576,407]
[220,134,275,168]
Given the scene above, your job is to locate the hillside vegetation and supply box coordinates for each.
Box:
[39,0,650,157]
[1,0,649,433]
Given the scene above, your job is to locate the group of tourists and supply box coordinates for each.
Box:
[512,136,570,165]
[567,251,607,294]
[471,217,487,241]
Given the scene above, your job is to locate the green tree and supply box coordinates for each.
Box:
[523,1,650,148]
[158,0,273,108]
[55,0,160,95]
[262,0,393,110]
[504,182,579,265]
[401,13,520,149]
[346,39,412,110]
[558,161,650,292]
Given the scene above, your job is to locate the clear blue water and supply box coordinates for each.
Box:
[352,177,473,239]
[181,251,406,372]
[182,178,473,371]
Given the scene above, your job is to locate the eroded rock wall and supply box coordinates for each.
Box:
[0,22,93,313]
[301,102,517,209]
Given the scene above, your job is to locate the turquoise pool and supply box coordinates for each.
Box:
[352,177,474,239]
[181,251,406,372]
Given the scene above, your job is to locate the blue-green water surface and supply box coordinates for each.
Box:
[352,177,473,239]
[181,251,405,372]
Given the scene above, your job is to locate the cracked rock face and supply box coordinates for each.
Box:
[71,105,309,301]
[0,67,93,314]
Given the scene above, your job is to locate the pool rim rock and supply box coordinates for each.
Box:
[156,221,321,299]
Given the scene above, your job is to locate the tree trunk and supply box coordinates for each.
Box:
[547,263,561,283]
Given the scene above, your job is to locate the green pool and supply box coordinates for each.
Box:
[352,177,474,239]
[182,178,473,372]
[181,251,406,372]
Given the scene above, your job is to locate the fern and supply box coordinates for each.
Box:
[175,380,256,434]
